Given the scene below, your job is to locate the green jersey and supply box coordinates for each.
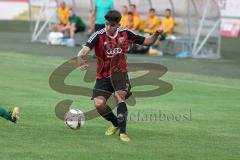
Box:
[69,14,85,28]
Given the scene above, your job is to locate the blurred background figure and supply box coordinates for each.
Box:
[161,8,175,37]
[144,8,161,34]
[128,4,144,33]
[120,5,128,28]
[129,4,140,18]
[127,11,144,32]
[89,0,114,33]
[57,1,70,26]
[149,8,175,56]
[48,1,70,46]
[51,1,70,34]
[67,8,86,38]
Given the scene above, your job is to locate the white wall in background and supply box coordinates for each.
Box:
[0,1,28,20]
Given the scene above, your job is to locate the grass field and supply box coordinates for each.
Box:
[0,21,240,160]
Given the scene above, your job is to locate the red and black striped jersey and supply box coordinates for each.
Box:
[85,28,145,79]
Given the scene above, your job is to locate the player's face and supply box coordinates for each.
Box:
[60,2,66,8]
[105,21,119,36]
[165,11,171,18]
[149,11,155,17]
[129,5,135,12]
[122,6,128,14]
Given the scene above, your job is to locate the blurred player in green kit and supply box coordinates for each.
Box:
[0,104,19,123]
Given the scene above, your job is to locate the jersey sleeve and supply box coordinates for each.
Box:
[126,30,145,45]
[85,32,99,50]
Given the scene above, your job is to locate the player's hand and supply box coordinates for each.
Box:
[79,63,89,71]
[78,54,88,71]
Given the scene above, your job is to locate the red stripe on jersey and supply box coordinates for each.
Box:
[118,31,128,73]
[103,34,111,78]
[96,35,104,78]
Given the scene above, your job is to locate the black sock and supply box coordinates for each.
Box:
[117,102,128,134]
[97,105,118,127]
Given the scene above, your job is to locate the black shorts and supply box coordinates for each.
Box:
[75,25,85,33]
[92,72,132,100]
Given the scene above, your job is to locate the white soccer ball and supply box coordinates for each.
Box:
[65,109,85,130]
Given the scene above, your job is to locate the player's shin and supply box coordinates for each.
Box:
[117,102,128,134]
[97,105,118,127]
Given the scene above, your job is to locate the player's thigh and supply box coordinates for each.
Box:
[111,72,132,100]
[92,77,114,101]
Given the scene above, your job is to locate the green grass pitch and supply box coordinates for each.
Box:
[0,21,240,160]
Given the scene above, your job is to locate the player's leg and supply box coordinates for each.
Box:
[69,24,75,38]
[114,91,130,142]
[92,78,119,135]
[0,105,19,123]
[94,96,118,127]
[112,72,132,142]
[0,105,11,120]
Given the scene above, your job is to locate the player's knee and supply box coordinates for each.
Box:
[115,91,127,103]
[94,97,106,109]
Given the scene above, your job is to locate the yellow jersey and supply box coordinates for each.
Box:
[144,15,161,34]
[162,16,175,36]
[57,7,70,25]
[120,15,128,28]
[128,16,143,31]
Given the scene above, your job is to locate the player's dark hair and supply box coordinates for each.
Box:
[165,8,171,12]
[149,8,155,12]
[130,4,136,9]
[104,10,122,23]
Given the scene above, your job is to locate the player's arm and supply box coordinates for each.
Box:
[143,27,163,46]
[127,27,163,46]
[77,31,99,70]
[77,46,91,71]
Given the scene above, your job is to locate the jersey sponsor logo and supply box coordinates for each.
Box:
[106,47,123,58]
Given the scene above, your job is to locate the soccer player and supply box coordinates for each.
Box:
[0,104,19,123]
[57,1,70,27]
[77,10,163,142]
[161,9,175,36]
[129,4,144,30]
[127,11,143,31]
[120,5,128,28]
[51,1,70,33]
[67,8,86,38]
[129,4,140,18]
[144,8,161,34]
